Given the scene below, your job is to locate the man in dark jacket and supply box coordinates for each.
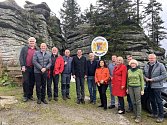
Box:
[144,54,167,123]
[19,37,37,102]
[61,49,73,100]
[33,43,51,104]
[72,50,87,104]
[87,53,97,104]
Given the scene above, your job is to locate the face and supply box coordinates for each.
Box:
[112,55,117,62]
[28,38,36,47]
[127,56,132,63]
[130,63,137,68]
[148,55,156,64]
[77,50,82,56]
[100,60,104,67]
[89,54,94,61]
[65,50,70,57]
[40,43,47,52]
[116,58,122,65]
[52,47,58,55]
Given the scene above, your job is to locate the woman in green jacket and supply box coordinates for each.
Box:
[127,59,144,123]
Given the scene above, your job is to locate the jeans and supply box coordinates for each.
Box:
[148,87,164,118]
[127,94,133,110]
[46,70,54,98]
[108,82,115,106]
[97,84,108,109]
[128,86,141,118]
[61,74,71,96]
[35,73,47,100]
[87,76,96,102]
[75,77,85,100]
[22,66,35,98]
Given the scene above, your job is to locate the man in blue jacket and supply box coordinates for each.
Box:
[143,54,167,123]
[33,43,51,104]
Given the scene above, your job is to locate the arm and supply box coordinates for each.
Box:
[103,68,110,83]
[139,69,145,91]
[121,66,127,87]
[84,57,87,76]
[46,55,52,70]
[19,47,25,67]
[59,57,65,73]
[151,64,167,82]
[72,57,75,76]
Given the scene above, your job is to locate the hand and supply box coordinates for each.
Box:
[126,89,128,94]
[21,66,26,72]
[100,80,104,84]
[65,61,67,65]
[84,75,87,79]
[141,91,144,95]
[97,83,100,86]
[73,75,76,79]
[110,76,113,80]
[41,68,46,73]
[145,77,149,82]
[149,79,153,82]
[121,86,125,89]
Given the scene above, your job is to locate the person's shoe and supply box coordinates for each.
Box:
[92,101,96,105]
[118,110,125,114]
[126,108,133,113]
[76,99,80,104]
[156,118,164,123]
[135,118,141,123]
[89,100,93,103]
[108,105,115,109]
[81,99,85,104]
[48,97,52,101]
[98,105,104,107]
[37,99,41,104]
[23,97,28,102]
[54,97,58,101]
[42,99,48,104]
[147,114,158,118]
[131,116,136,119]
[66,95,71,99]
[104,107,107,111]
[63,96,67,100]
[28,96,35,101]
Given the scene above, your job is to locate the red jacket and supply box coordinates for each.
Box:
[53,56,64,75]
[95,67,110,84]
[112,64,127,97]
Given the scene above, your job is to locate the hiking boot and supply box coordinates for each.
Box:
[54,97,58,101]
[48,97,52,101]
[147,114,158,118]
[135,117,141,123]
[28,96,35,101]
[41,99,48,104]
[156,118,164,123]
[66,95,71,99]
[76,99,80,104]
[37,99,41,104]
[108,105,115,109]
[63,96,67,100]
[23,97,28,102]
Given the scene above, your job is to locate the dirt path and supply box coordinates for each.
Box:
[0,100,130,125]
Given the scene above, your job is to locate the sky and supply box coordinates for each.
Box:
[0,0,167,52]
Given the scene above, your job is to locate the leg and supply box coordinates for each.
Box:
[75,77,81,103]
[118,96,125,113]
[66,74,71,98]
[109,82,115,108]
[87,77,93,102]
[22,70,30,99]
[134,87,141,119]
[41,73,47,101]
[149,88,158,115]
[97,85,103,106]
[47,71,53,98]
[61,74,66,97]
[80,77,85,103]
[54,74,59,98]
[127,93,133,111]
[28,67,35,98]
[101,84,108,109]
[128,87,136,116]
[35,73,42,100]
[92,77,96,103]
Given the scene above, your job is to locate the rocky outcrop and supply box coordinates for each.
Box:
[65,24,165,66]
[0,0,64,65]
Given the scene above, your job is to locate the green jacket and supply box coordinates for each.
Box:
[127,68,144,91]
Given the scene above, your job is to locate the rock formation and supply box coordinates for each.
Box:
[0,0,64,65]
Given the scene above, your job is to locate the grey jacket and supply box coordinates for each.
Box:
[143,61,167,88]
[62,56,73,74]
[33,51,52,73]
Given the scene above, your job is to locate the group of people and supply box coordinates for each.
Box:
[19,37,167,123]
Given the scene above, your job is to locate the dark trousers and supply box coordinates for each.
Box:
[22,67,35,98]
[54,74,59,98]
[97,84,108,109]
[76,77,85,100]
[148,87,164,118]
[127,94,133,110]
[118,96,125,111]
[46,71,55,98]
[35,73,47,100]
[61,74,71,96]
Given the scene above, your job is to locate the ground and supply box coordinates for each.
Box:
[0,84,166,125]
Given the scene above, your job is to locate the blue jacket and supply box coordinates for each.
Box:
[33,51,52,73]
[62,56,73,74]
[143,61,167,88]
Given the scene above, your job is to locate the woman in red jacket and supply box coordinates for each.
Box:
[95,60,110,110]
[112,56,127,114]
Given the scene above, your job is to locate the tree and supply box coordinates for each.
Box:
[60,0,81,32]
[144,0,166,44]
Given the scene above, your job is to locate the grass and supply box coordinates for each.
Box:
[0,81,167,125]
